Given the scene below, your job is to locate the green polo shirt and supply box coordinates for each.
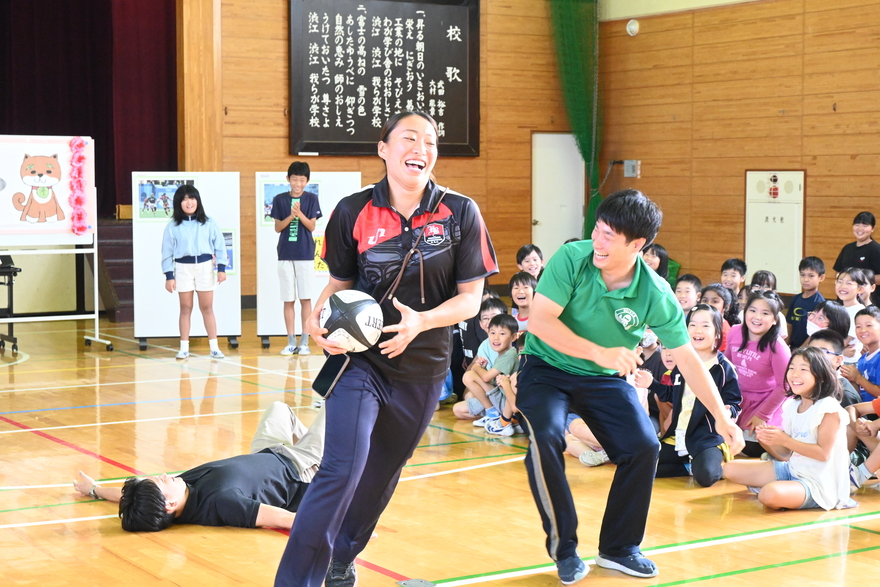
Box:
[523,240,689,377]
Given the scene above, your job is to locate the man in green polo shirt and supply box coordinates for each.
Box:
[517,189,744,584]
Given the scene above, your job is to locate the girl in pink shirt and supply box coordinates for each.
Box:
[725,291,791,457]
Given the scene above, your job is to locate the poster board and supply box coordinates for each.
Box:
[289,0,479,156]
[132,172,242,339]
[0,135,97,246]
[256,171,362,339]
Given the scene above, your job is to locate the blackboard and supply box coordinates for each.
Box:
[289,0,480,156]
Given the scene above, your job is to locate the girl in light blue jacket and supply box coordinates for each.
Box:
[161,185,227,359]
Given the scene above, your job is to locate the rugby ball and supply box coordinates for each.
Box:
[319,290,384,353]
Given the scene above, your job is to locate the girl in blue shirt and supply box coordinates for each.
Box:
[161,185,228,359]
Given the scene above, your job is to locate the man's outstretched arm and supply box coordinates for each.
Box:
[73,471,122,503]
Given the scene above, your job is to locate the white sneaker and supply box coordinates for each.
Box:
[485,418,514,436]
[175,350,189,360]
[850,462,870,490]
[280,345,298,356]
[298,345,311,355]
[578,447,610,467]
[472,416,488,427]
[210,349,225,359]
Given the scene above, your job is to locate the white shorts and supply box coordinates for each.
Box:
[279,260,316,302]
[175,260,216,292]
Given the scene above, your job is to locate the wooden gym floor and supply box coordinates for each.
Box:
[2,313,880,586]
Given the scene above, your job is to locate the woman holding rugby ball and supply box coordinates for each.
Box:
[274,111,498,587]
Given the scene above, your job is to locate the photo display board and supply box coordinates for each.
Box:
[256,171,362,339]
[132,172,242,340]
[289,0,479,156]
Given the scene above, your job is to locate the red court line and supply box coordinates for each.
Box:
[0,415,144,475]
[355,557,410,582]
[269,528,410,581]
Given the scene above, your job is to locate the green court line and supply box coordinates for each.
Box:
[427,423,529,450]
[404,452,527,468]
[417,439,493,449]
[652,544,880,586]
[850,524,880,536]
[433,507,880,584]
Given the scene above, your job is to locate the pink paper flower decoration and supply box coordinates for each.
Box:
[68,136,88,235]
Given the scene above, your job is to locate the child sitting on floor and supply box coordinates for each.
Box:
[452,314,519,424]
[635,305,741,487]
[722,347,857,511]
[845,396,880,489]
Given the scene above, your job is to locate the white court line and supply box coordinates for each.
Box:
[437,511,880,587]
[0,362,312,395]
[0,408,315,434]
[1,479,127,490]
[0,372,256,395]
[98,331,318,379]
[399,456,525,482]
[0,515,117,530]
[0,350,30,368]
[0,455,526,528]
[0,449,523,493]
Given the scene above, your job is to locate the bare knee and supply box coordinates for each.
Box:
[453,402,475,420]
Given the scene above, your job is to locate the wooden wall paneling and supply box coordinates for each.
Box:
[692,54,803,85]
[602,102,692,126]
[803,49,880,76]
[692,116,802,140]
[692,13,804,46]
[602,27,694,56]
[692,34,802,64]
[692,97,802,121]
[693,75,803,103]
[599,46,694,73]
[804,5,880,34]
[603,11,695,36]
[804,0,880,13]
[603,66,693,91]
[803,113,880,136]
[804,133,880,156]
[690,156,803,177]
[177,0,224,172]
[605,121,693,143]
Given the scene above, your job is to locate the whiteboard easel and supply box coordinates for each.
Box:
[0,135,110,351]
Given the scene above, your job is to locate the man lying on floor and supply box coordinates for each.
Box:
[73,401,324,531]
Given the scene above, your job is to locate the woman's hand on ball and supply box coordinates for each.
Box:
[379,297,426,359]
[307,308,347,355]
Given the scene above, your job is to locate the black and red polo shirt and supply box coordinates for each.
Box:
[322,177,498,384]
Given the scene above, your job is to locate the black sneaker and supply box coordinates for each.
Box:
[596,552,658,578]
[325,559,357,587]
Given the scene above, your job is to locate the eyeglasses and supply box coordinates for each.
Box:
[816,347,842,357]
[808,311,830,324]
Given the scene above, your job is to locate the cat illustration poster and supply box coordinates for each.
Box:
[0,135,96,245]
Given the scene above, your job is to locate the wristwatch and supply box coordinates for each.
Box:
[88,485,100,500]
